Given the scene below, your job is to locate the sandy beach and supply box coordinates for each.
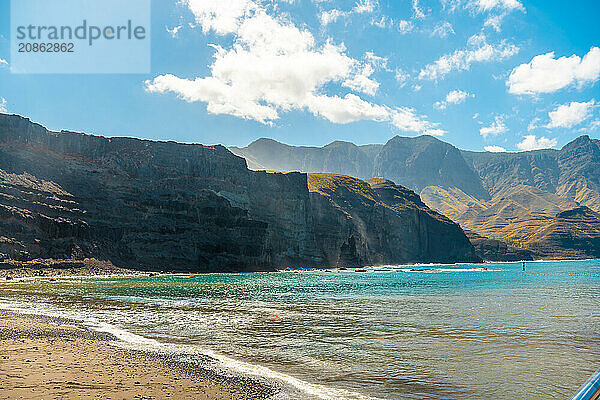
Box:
[0,312,274,400]
[0,258,140,280]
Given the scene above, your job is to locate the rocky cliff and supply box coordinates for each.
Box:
[308,174,481,265]
[0,114,479,271]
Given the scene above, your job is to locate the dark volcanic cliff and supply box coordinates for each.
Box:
[0,114,479,271]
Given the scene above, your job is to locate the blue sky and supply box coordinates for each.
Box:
[0,0,599,151]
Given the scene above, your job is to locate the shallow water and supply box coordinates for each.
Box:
[1,260,599,399]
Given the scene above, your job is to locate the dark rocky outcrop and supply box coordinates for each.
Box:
[0,114,322,272]
[308,174,481,266]
[0,114,478,271]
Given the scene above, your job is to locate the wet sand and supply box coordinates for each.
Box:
[0,312,274,399]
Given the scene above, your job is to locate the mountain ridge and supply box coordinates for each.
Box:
[0,113,480,271]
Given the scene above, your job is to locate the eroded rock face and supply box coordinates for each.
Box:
[308,174,481,266]
[0,114,479,271]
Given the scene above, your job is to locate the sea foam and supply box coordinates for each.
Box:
[0,298,384,400]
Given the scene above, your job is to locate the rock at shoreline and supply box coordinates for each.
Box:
[0,258,134,279]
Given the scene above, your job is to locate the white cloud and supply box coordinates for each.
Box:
[0,98,6,113]
[517,135,557,151]
[484,145,507,152]
[527,117,540,131]
[473,0,523,12]
[412,0,425,19]
[484,14,504,32]
[507,47,600,95]
[364,51,390,71]
[434,89,473,109]
[425,129,446,136]
[306,93,389,123]
[371,16,391,29]
[342,64,379,95]
[440,0,524,13]
[395,69,409,87]
[166,25,182,38]
[186,0,256,35]
[147,1,441,133]
[419,34,519,80]
[445,89,472,104]
[480,115,507,138]
[320,0,377,26]
[440,0,523,31]
[586,120,600,132]
[546,100,596,129]
[397,20,414,34]
[342,52,389,96]
[441,0,461,12]
[431,21,455,38]
[467,33,486,47]
[370,16,413,33]
[391,107,445,135]
[320,9,346,25]
[353,0,378,14]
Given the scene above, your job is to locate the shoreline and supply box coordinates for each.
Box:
[1,257,599,282]
[0,310,278,400]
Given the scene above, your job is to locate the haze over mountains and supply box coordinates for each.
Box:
[230,135,600,259]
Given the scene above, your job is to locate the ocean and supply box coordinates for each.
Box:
[1,260,599,399]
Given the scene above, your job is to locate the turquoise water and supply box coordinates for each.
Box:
[1,260,599,399]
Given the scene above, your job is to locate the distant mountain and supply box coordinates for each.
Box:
[229,139,382,179]
[556,136,600,212]
[527,206,600,258]
[373,136,489,198]
[461,135,600,212]
[230,135,600,259]
[231,135,488,198]
[464,230,536,262]
[425,184,600,258]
